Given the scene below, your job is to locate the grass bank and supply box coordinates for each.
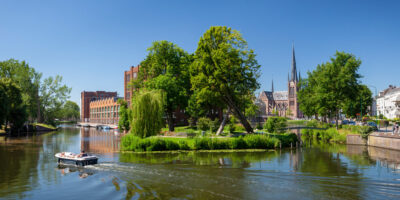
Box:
[31,123,57,130]
[301,125,374,144]
[121,134,298,152]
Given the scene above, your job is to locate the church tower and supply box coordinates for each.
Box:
[288,45,300,118]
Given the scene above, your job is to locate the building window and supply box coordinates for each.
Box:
[133,72,137,78]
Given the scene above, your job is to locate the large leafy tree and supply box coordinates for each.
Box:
[39,75,71,124]
[191,26,261,133]
[298,51,363,129]
[0,59,41,121]
[134,41,192,131]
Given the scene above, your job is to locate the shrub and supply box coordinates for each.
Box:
[264,117,287,133]
[121,134,297,151]
[234,124,246,132]
[306,119,319,128]
[197,117,211,131]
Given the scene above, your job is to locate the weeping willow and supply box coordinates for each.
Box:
[130,90,164,138]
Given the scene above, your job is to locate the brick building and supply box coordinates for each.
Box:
[124,65,140,106]
[258,46,303,119]
[80,91,117,122]
[89,97,121,124]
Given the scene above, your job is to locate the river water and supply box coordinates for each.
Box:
[1,126,400,200]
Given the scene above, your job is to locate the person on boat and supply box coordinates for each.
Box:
[77,150,87,158]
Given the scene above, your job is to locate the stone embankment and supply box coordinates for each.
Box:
[347,130,400,151]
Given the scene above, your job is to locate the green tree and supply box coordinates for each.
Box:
[118,99,131,132]
[342,85,372,118]
[0,59,42,121]
[60,100,80,121]
[0,78,27,134]
[191,26,261,133]
[39,75,71,124]
[298,52,362,129]
[134,41,192,132]
[130,90,164,138]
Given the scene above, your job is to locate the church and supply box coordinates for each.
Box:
[257,46,303,119]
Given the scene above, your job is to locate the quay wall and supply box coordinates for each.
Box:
[346,134,367,145]
[368,135,400,151]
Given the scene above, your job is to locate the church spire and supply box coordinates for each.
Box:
[291,44,298,82]
[271,79,274,93]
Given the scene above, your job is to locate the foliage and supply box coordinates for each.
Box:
[196,117,219,132]
[130,90,164,138]
[197,117,211,131]
[39,75,71,125]
[298,52,364,129]
[0,59,41,120]
[121,134,298,152]
[0,78,27,133]
[118,99,131,131]
[59,100,79,120]
[342,85,372,118]
[263,117,287,133]
[191,26,261,133]
[0,59,71,130]
[134,41,192,132]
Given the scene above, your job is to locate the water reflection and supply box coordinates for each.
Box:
[80,127,120,153]
[57,165,95,179]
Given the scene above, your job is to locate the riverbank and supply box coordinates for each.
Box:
[0,123,57,136]
[121,133,299,152]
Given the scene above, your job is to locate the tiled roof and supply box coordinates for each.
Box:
[273,91,288,101]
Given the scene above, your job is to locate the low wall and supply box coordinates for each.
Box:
[368,135,400,151]
[346,134,367,145]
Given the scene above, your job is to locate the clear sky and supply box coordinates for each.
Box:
[1,0,399,106]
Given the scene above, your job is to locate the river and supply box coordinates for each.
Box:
[0,126,400,199]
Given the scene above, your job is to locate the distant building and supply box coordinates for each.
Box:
[89,97,121,124]
[124,65,140,106]
[257,46,303,119]
[80,91,118,122]
[376,85,400,119]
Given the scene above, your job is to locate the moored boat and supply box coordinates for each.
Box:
[55,151,98,166]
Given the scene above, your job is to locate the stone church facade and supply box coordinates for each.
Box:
[257,46,303,119]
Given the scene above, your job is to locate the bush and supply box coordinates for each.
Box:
[121,134,297,152]
[264,117,287,133]
[197,117,210,131]
[306,119,319,128]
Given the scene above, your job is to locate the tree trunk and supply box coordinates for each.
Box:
[224,95,253,133]
[36,88,41,123]
[216,107,231,135]
[167,111,174,132]
[335,109,339,130]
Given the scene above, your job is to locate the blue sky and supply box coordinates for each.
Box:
[1,0,399,105]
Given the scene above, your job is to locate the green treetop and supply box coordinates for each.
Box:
[191,26,261,133]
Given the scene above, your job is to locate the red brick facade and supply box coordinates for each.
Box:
[124,65,140,106]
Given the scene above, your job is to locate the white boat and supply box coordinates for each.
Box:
[55,152,98,166]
